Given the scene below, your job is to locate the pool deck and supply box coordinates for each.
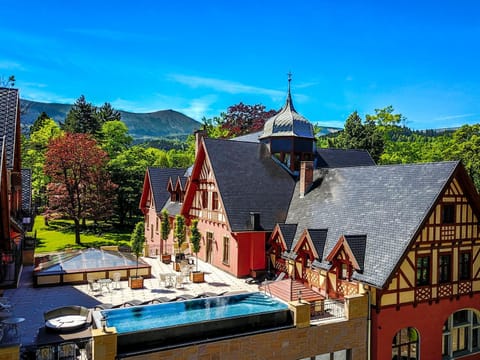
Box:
[3,256,260,347]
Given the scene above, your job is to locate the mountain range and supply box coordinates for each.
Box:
[20,99,201,140]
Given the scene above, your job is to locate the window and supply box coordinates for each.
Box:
[212,192,219,210]
[201,191,208,209]
[155,217,159,232]
[416,256,430,286]
[459,252,471,280]
[443,310,480,358]
[222,236,229,265]
[339,262,350,281]
[392,327,419,360]
[442,204,455,224]
[439,254,451,284]
[146,215,149,229]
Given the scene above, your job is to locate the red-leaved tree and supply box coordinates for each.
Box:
[221,102,277,137]
[44,133,116,244]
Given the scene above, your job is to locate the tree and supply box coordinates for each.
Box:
[44,133,115,244]
[108,145,160,225]
[221,102,277,137]
[160,209,171,255]
[0,75,15,87]
[447,124,480,189]
[99,120,132,158]
[22,118,63,207]
[96,102,121,124]
[333,111,385,163]
[131,222,145,277]
[189,219,201,272]
[174,215,186,253]
[30,111,51,135]
[62,95,100,136]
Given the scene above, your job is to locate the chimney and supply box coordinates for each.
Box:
[300,161,314,198]
[194,127,207,157]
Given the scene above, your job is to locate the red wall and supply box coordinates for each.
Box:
[236,232,267,277]
[196,219,267,277]
[371,294,480,360]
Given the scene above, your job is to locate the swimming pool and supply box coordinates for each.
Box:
[93,292,293,354]
[33,248,151,286]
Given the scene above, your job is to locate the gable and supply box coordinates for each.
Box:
[287,161,461,288]
[183,138,295,232]
[326,235,365,271]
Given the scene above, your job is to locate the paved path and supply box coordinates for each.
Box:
[3,256,260,347]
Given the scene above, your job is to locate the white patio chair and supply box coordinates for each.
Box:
[112,272,121,290]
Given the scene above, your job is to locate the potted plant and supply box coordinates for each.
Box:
[129,221,145,289]
[173,215,186,271]
[189,219,204,283]
[160,209,171,264]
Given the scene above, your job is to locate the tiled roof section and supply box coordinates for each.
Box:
[316,148,375,168]
[260,89,314,140]
[164,201,182,216]
[0,88,19,169]
[21,169,32,212]
[147,167,188,213]
[204,138,295,231]
[307,229,328,260]
[344,235,367,271]
[287,161,459,288]
[278,224,297,250]
[231,131,262,143]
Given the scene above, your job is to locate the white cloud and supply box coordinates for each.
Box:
[169,74,284,98]
[0,60,25,71]
[434,113,477,121]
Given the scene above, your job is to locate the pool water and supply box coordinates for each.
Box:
[101,292,288,333]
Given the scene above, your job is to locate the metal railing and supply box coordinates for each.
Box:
[310,298,345,321]
[21,338,93,360]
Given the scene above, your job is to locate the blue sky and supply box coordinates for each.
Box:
[1,0,480,129]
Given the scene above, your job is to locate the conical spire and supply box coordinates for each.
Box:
[285,71,296,112]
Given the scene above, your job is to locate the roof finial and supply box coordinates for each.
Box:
[286,71,294,111]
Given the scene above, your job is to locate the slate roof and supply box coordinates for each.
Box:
[147,167,188,214]
[203,138,296,232]
[307,229,328,260]
[231,131,262,143]
[316,148,375,168]
[286,161,460,288]
[0,88,19,169]
[344,235,367,271]
[278,224,297,249]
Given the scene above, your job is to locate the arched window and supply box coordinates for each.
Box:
[392,327,419,360]
[443,309,480,358]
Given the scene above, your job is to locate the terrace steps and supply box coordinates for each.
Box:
[259,278,324,303]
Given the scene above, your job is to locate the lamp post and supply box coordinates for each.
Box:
[101,316,107,332]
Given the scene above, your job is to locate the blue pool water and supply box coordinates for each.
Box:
[101,292,288,333]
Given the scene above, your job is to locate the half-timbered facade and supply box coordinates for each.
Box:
[270,160,480,360]
[139,167,188,257]
[141,79,480,358]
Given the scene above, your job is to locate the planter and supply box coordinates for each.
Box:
[190,271,205,283]
[173,262,181,272]
[161,254,171,264]
[128,276,144,289]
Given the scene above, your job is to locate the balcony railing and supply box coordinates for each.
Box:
[310,298,345,322]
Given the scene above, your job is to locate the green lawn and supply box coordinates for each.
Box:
[32,216,133,254]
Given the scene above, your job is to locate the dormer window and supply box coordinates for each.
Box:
[339,261,351,281]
